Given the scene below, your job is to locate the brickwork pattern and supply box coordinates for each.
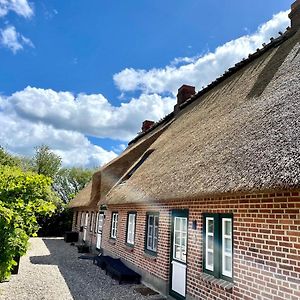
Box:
[73,191,300,300]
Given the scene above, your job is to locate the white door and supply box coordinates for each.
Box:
[83,212,89,242]
[96,212,104,250]
[170,211,188,298]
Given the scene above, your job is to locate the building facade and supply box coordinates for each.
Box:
[70,2,300,299]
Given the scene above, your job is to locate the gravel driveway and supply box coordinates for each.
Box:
[0,238,165,300]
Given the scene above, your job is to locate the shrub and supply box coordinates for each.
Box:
[0,166,57,281]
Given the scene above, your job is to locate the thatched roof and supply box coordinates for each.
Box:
[68,122,171,208]
[105,28,300,205]
[68,181,93,208]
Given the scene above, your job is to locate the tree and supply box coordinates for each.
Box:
[31,145,62,178]
[0,146,21,167]
[0,166,57,281]
[54,167,94,203]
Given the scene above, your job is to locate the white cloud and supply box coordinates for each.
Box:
[0,106,117,168]
[0,0,33,18]
[5,86,175,141]
[0,87,174,166]
[0,9,291,167]
[0,25,34,53]
[113,11,290,96]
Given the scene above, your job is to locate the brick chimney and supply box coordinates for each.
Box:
[141,120,154,132]
[289,0,300,30]
[174,84,195,113]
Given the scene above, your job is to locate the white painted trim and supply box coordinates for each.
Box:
[205,217,214,271]
[222,218,232,278]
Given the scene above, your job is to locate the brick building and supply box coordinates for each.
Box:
[69,2,300,299]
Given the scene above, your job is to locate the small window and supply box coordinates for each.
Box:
[145,213,159,253]
[90,212,95,232]
[126,212,136,245]
[110,212,118,239]
[203,213,233,281]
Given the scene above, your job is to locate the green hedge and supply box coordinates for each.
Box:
[0,166,57,281]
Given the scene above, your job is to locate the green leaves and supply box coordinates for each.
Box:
[0,166,57,281]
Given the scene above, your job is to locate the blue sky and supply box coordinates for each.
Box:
[0,0,292,167]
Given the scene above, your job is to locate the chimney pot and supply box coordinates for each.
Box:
[289,0,300,30]
[141,120,154,132]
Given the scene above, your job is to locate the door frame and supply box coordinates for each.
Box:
[169,209,189,300]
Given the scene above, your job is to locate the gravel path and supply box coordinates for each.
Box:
[0,238,165,300]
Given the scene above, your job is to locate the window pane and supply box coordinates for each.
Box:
[182,218,187,232]
[224,256,232,273]
[207,252,214,268]
[175,218,180,230]
[182,246,186,262]
[155,216,159,227]
[175,232,181,245]
[224,220,232,236]
[224,238,231,252]
[149,215,153,226]
[174,245,181,260]
[149,226,153,237]
[208,219,214,233]
[208,235,214,250]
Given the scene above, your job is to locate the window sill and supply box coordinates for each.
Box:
[108,239,116,245]
[199,273,233,293]
[124,245,134,253]
[143,251,157,261]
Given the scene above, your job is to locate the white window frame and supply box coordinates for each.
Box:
[110,212,118,239]
[94,212,99,233]
[146,213,159,252]
[203,214,233,281]
[90,212,95,232]
[173,217,187,263]
[126,213,136,245]
[222,218,233,278]
[205,217,214,271]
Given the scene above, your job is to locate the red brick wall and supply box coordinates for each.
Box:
[72,208,99,247]
[100,190,300,300]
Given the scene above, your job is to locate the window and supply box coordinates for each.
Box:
[94,212,99,233]
[110,212,118,239]
[203,213,233,281]
[173,216,187,263]
[90,212,95,232]
[126,212,136,245]
[145,213,159,253]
